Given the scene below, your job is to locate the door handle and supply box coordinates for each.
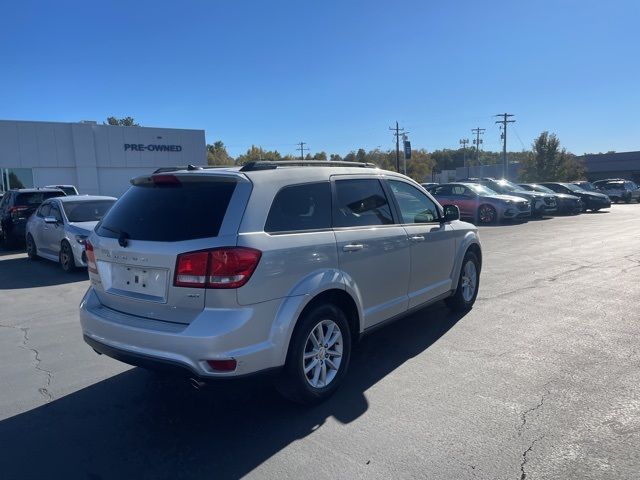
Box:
[343,244,364,252]
[409,235,425,242]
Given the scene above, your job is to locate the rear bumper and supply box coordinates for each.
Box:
[80,287,286,378]
[84,335,281,381]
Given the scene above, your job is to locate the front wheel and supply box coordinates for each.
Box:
[477,204,497,224]
[276,303,352,405]
[59,241,77,273]
[446,250,480,312]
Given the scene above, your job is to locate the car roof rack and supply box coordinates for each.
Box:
[239,160,378,172]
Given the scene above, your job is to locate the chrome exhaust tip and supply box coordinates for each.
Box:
[189,377,206,390]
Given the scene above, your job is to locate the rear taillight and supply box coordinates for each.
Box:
[9,206,29,219]
[85,240,98,274]
[174,247,262,289]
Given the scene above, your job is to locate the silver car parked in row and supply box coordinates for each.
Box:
[26,195,116,271]
[79,162,482,404]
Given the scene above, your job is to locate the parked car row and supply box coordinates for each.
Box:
[422,177,613,224]
[0,186,117,271]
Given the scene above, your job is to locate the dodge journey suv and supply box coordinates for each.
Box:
[80,161,482,403]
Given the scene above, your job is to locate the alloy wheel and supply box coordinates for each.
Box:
[478,205,495,224]
[303,319,343,388]
[461,260,477,302]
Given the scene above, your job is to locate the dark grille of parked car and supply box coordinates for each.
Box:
[544,197,555,206]
[518,202,530,211]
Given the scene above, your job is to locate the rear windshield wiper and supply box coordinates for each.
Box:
[100,225,131,247]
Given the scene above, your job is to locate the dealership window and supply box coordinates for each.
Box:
[1,168,34,193]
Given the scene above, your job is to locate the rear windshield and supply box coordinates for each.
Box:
[16,191,65,206]
[96,181,237,242]
[63,200,115,222]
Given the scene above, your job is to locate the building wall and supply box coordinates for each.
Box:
[0,120,206,196]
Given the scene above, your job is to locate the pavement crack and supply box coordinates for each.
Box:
[519,435,544,480]
[0,323,53,402]
[518,386,549,435]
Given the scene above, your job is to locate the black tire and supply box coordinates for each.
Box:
[625,196,631,204]
[445,250,480,312]
[26,234,38,260]
[59,241,77,273]
[1,227,14,249]
[591,208,601,212]
[477,204,497,224]
[276,303,352,405]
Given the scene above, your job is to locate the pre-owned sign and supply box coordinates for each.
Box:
[124,144,182,152]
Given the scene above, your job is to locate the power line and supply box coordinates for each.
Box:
[296,141,309,160]
[471,127,486,166]
[495,113,516,178]
[388,121,407,173]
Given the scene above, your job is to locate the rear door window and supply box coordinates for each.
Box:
[333,178,394,227]
[265,182,331,233]
[96,180,237,242]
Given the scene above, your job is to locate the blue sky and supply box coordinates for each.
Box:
[1,0,638,157]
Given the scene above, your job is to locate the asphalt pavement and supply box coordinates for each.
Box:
[0,205,639,479]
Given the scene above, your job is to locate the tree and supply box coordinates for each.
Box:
[235,145,282,164]
[313,151,327,161]
[105,116,139,126]
[206,141,234,166]
[329,154,343,162]
[519,131,585,182]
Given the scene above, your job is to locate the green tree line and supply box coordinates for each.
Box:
[104,117,585,183]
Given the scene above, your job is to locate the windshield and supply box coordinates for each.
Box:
[62,200,115,222]
[531,185,555,194]
[577,182,595,191]
[494,180,526,192]
[468,184,498,196]
[563,183,585,193]
[96,180,237,242]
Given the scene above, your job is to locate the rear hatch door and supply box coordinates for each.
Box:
[88,171,251,324]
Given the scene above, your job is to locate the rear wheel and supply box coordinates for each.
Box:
[276,303,352,405]
[477,204,497,224]
[446,250,480,312]
[59,241,77,273]
[26,234,38,260]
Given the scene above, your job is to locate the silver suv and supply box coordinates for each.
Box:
[80,162,482,403]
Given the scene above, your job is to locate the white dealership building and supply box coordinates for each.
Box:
[0,119,206,197]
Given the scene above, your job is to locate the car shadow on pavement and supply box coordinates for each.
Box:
[0,302,467,479]
[0,256,87,289]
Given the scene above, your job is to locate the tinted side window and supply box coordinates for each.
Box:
[434,185,452,196]
[333,179,393,227]
[265,182,331,233]
[37,203,51,218]
[389,180,440,224]
[50,204,63,222]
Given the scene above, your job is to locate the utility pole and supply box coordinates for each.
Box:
[388,121,406,172]
[471,128,485,169]
[459,138,470,177]
[296,141,308,160]
[495,114,515,179]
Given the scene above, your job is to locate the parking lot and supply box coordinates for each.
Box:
[1,205,639,479]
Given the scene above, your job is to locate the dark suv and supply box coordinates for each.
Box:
[0,188,66,246]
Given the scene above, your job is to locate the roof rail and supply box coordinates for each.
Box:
[239,160,378,172]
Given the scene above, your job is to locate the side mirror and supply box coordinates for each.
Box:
[442,204,460,222]
[44,216,58,224]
